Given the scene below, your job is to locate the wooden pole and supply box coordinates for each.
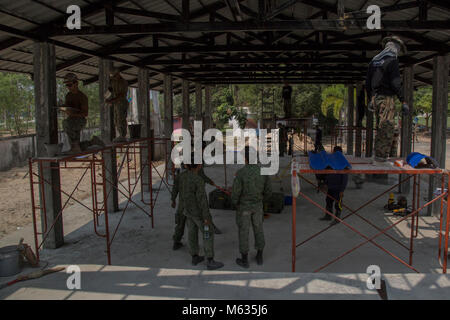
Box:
[137,68,151,192]
[346,84,354,155]
[428,56,449,215]
[182,79,190,130]
[399,66,414,194]
[33,41,63,249]
[99,58,119,212]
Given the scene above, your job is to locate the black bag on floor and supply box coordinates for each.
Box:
[264,192,285,213]
[209,189,235,210]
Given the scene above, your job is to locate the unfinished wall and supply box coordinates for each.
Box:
[0,128,98,171]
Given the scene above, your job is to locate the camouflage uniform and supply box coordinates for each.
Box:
[389,127,400,158]
[110,77,129,138]
[180,170,215,258]
[62,90,88,146]
[231,164,272,254]
[373,95,396,159]
[63,117,86,145]
[172,166,214,242]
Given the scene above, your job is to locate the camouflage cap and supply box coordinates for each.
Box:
[382,35,407,55]
[63,73,78,83]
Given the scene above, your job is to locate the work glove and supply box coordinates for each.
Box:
[402,102,409,116]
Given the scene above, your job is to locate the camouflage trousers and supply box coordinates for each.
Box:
[373,95,396,159]
[63,116,86,144]
[236,207,265,254]
[173,203,186,242]
[114,101,128,138]
[186,215,215,258]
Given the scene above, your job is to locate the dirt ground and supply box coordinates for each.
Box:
[0,157,163,240]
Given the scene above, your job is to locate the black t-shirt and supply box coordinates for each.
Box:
[282,85,292,100]
[366,55,404,102]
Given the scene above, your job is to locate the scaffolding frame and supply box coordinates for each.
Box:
[28,137,172,265]
[290,157,450,274]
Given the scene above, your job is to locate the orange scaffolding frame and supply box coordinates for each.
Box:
[290,157,450,274]
[28,137,173,265]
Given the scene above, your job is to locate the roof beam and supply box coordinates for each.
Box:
[427,0,450,11]
[110,43,446,55]
[56,34,149,71]
[53,20,450,36]
[113,6,182,22]
[145,57,371,66]
[0,0,129,52]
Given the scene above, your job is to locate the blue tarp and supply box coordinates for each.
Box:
[406,152,439,168]
[308,151,351,170]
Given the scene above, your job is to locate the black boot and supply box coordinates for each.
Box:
[256,250,263,265]
[207,258,224,270]
[192,255,205,266]
[173,242,183,250]
[330,211,341,226]
[236,253,249,268]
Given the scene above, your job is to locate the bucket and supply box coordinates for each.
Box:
[0,245,22,277]
[128,124,141,139]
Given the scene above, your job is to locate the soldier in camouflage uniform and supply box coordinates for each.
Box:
[231,146,272,268]
[179,161,224,270]
[366,36,409,164]
[60,73,88,153]
[171,163,222,250]
[106,67,129,142]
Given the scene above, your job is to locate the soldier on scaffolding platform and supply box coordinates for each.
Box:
[59,73,104,153]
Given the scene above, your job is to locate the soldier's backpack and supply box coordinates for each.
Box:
[209,189,235,210]
[264,192,285,214]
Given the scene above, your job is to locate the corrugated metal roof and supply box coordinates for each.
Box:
[0,0,448,90]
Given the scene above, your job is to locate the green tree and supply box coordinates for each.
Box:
[0,72,34,136]
[320,85,346,120]
[414,86,432,130]
[212,103,247,130]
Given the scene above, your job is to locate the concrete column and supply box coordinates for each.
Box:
[195,83,203,122]
[428,56,449,215]
[355,83,363,157]
[204,85,212,129]
[182,79,190,130]
[399,66,414,194]
[34,41,63,249]
[346,84,354,155]
[164,74,174,176]
[137,68,151,192]
[99,58,119,212]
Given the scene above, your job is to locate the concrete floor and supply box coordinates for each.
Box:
[1,157,449,299]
